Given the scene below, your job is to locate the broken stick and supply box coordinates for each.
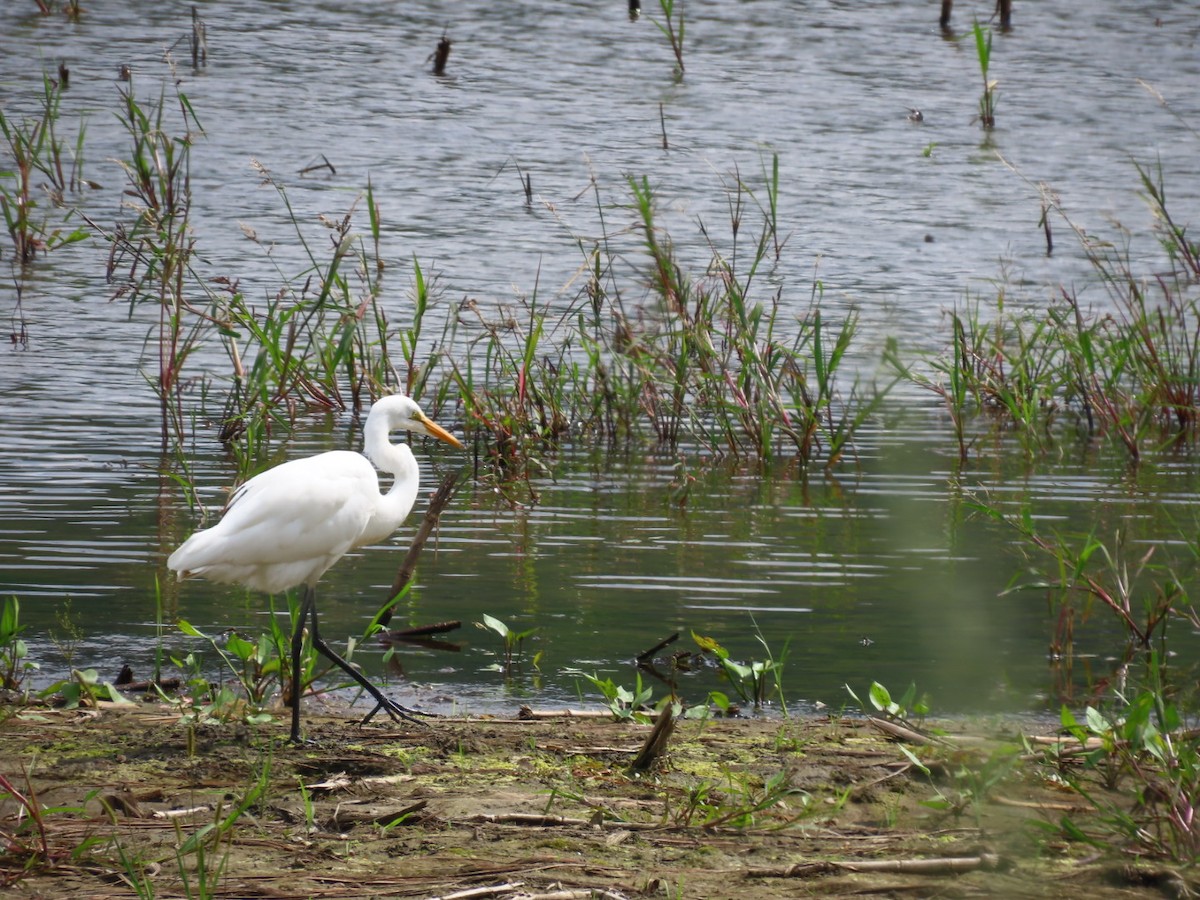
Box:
[379,470,463,628]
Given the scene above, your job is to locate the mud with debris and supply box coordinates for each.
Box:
[0,704,1192,898]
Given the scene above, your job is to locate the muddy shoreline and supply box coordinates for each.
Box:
[1,704,1190,898]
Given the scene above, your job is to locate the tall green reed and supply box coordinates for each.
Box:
[974,493,1200,865]
[616,163,888,467]
[971,21,997,129]
[653,0,686,77]
[73,72,884,497]
[93,74,411,485]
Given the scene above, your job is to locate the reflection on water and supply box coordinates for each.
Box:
[2,1,1200,715]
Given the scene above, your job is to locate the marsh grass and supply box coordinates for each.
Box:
[0,71,89,264]
[956,487,1200,864]
[447,275,572,496]
[608,165,889,467]
[653,0,686,77]
[214,163,400,464]
[396,267,459,406]
[32,68,410,489]
[33,70,881,494]
[106,129,407,485]
[1052,669,1200,865]
[913,162,1200,464]
[443,157,888,490]
[103,78,204,455]
[893,147,1200,865]
[6,15,1191,500]
[0,598,35,694]
[933,149,1200,461]
[977,503,1192,658]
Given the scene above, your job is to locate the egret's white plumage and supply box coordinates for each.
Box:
[168,394,463,741]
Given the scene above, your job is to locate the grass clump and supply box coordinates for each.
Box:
[5,64,884,495]
[908,155,1200,463]
[213,162,402,470]
[104,77,204,456]
[1052,678,1200,865]
[653,0,686,77]
[0,70,89,265]
[93,74,418,485]
[951,493,1200,866]
[443,156,891,489]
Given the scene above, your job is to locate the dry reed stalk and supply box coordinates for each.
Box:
[432,33,452,75]
[380,470,463,624]
[940,0,953,30]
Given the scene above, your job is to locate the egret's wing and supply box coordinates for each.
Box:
[169,451,381,591]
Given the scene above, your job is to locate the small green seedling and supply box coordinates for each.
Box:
[475,613,538,675]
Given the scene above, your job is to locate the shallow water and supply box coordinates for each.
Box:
[2,0,1199,716]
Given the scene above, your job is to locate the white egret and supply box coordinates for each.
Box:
[168,394,464,742]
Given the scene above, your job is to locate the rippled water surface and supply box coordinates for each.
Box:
[3,1,1200,715]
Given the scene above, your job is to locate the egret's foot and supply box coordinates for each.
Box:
[361,697,434,728]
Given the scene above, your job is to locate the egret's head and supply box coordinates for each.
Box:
[376,394,464,449]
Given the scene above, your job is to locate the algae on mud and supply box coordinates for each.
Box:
[1,704,1193,899]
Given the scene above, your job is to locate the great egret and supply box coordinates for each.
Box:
[168,394,464,742]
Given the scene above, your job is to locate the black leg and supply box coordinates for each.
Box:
[290,585,316,742]
[307,589,428,728]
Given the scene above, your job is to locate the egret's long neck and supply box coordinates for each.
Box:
[363,418,420,539]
